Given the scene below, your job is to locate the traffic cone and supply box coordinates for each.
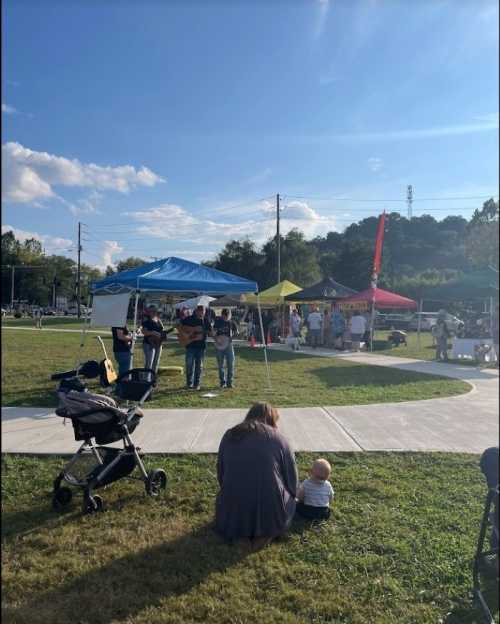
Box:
[250,335,256,348]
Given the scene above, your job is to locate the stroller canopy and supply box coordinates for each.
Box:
[92,256,258,296]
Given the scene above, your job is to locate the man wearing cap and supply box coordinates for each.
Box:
[181,304,213,390]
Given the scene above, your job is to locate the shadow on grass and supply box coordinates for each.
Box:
[2,521,249,624]
[309,363,450,389]
[444,582,499,623]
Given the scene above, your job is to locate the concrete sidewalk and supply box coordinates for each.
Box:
[2,350,498,455]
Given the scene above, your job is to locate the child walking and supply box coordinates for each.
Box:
[296,458,334,520]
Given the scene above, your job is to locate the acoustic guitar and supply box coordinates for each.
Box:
[96,336,118,386]
[147,327,175,348]
[177,324,206,347]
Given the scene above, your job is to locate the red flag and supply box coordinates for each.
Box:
[372,211,386,281]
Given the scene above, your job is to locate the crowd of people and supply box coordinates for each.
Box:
[288,305,372,352]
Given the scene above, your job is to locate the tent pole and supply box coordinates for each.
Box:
[75,293,92,369]
[490,296,494,341]
[370,301,375,352]
[417,298,423,350]
[130,288,140,369]
[257,295,272,390]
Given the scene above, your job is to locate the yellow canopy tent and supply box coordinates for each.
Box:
[244,280,302,306]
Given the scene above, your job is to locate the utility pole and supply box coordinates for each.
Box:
[276,193,281,283]
[407,185,413,220]
[2,265,45,308]
[77,221,82,319]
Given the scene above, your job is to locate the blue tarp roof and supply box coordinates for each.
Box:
[92,256,258,296]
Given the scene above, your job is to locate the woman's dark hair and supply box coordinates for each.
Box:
[228,402,279,440]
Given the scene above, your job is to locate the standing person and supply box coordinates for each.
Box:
[111,326,132,376]
[141,304,164,376]
[323,308,332,347]
[290,309,302,349]
[434,309,451,362]
[181,304,213,390]
[331,305,346,350]
[213,308,238,388]
[350,310,367,351]
[307,306,323,349]
[215,402,298,550]
[33,307,43,329]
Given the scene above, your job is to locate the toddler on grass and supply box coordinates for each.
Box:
[296,458,334,520]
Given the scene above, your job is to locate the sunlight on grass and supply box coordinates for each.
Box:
[1,329,470,408]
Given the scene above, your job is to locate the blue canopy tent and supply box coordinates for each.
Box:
[89,256,271,386]
[92,256,259,297]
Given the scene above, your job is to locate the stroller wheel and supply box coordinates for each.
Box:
[146,469,167,497]
[52,486,73,511]
[83,494,104,514]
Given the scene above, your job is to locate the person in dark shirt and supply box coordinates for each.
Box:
[141,304,164,377]
[181,304,213,390]
[111,326,132,376]
[213,308,238,388]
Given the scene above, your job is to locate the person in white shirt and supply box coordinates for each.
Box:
[307,306,323,348]
[296,458,334,520]
[350,311,367,351]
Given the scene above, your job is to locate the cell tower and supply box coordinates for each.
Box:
[407,185,413,219]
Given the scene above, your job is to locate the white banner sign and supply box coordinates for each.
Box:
[91,293,131,327]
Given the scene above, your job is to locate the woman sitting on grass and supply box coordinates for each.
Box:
[215,402,298,550]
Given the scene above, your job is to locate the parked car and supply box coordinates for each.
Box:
[409,312,463,333]
[374,313,413,330]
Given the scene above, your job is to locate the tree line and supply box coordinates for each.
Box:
[2,199,497,306]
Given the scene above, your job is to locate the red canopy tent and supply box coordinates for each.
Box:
[338,286,417,311]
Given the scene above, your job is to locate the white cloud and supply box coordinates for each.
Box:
[313,0,331,41]
[244,167,273,185]
[2,103,18,114]
[100,241,124,269]
[123,200,339,250]
[367,157,383,172]
[290,117,499,144]
[1,142,165,205]
[1,224,73,254]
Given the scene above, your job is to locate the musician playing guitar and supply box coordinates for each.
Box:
[141,304,167,378]
[179,304,213,390]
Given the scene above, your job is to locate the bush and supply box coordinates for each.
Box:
[14,312,22,319]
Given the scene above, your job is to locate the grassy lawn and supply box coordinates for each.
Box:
[1,329,471,408]
[2,316,110,332]
[2,452,498,624]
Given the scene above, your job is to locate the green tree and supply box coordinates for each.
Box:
[261,229,320,289]
[465,199,499,269]
[105,257,148,276]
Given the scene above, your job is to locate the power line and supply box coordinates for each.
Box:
[283,193,498,202]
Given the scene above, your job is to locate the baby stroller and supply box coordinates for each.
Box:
[51,358,167,514]
[473,446,499,623]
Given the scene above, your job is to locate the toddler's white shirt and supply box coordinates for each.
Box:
[301,478,334,507]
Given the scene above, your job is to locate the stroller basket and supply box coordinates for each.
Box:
[115,368,156,402]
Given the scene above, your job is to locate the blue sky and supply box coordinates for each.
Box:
[2,0,498,268]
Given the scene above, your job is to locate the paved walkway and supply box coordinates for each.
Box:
[2,346,498,455]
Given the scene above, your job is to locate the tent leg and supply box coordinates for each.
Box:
[417,299,423,350]
[257,296,272,390]
[370,302,375,352]
[130,290,140,369]
[75,294,92,369]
